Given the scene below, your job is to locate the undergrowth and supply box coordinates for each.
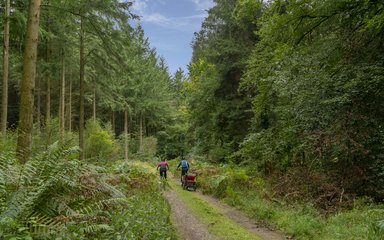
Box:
[0,143,176,239]
[191,161,384,240]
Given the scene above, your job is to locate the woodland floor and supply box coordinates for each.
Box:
[164,176,287,240]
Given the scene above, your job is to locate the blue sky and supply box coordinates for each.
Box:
[131,0,215,75]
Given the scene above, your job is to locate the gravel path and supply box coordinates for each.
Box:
[164,190,219,240]
[164,183,287,240]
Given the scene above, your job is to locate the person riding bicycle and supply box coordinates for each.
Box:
[176,157,189,183]
[157,159,169,179]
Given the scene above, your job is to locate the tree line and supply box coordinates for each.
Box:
[0,0,183,162]
[186,0,384,201]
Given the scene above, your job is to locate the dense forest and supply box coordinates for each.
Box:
[0,0,384,239]
[188,0,384,201]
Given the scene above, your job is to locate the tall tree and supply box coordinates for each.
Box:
[59,51,65,140]
[79,14,85,159]
[16,0,42,163]
[1,0,10,136]
[44,0,52,121]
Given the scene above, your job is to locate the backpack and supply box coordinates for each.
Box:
[181,160,188,169]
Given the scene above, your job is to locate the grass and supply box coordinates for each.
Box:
[193,162,384,240]
[222,187,384,240]
[170,179,261,240]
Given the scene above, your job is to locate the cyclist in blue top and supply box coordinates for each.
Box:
[176,157,189,183]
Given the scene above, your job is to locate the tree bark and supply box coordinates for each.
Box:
[93,80,96,122]
[59,52,65,140]
[45,48,51,121]
[36,74,41,131]
[68,74,72,132]
[16,0,42,163]
[124,110,129,161]
[111,111,115,134]
[1,0,10,136]
[79,15,85,160]
[139,112,143,153]
[45,1,51,121]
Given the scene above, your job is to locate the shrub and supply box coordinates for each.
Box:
[85,120,118,161]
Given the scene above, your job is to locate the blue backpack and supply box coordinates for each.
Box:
[181,160,188,169]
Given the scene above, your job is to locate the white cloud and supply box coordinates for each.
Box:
[145,13,170,25]
[132,0,148,15]
[132,0,171,26]
[190,0,215,11]
[131,0,210,31]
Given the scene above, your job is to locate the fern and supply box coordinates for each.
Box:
[0,143,83,237]
[0,142,173,239]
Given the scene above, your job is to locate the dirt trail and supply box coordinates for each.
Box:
[164,190,219,240]
[164,180,287,240]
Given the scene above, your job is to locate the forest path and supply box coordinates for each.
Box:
[164,189,219,240]
[164,176,287,240]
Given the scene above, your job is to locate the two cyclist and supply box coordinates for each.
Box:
[156,157,189,182]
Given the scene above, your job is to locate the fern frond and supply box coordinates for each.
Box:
[54,214,110,224]
[1,144,82,221]
[77,198,129,215]
[26,212,64,235]
[82,223,113,234]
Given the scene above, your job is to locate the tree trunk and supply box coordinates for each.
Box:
[93,80,96,122]
[1,0,11,137]
[45,1,51,121]
[124,110,129,161]
[59,52,65,140]
[68,74,72,132]
[139,112,143,153]
[111,111,115,134]
[36,74,41,131]
[79,15,85,160]
[16,0,42,163]
[1,0,10,136]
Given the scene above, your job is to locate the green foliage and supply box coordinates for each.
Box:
[38,118,61,149]
[187,0,263,162]
[156,88,189,159]
[197,163,250,199]
[229,0,384,199]
[194,162,384,240]
[0,143,82,238]
[0,130,17,153]
[370,218,384,240]
[0,144,176,239]
[85,120,118,161]
[134,136,158,161]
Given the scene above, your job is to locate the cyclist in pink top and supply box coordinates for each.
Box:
[157,160,169,179]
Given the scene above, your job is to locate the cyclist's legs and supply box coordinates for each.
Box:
[160,169,167,179]
[181,169,188,182]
